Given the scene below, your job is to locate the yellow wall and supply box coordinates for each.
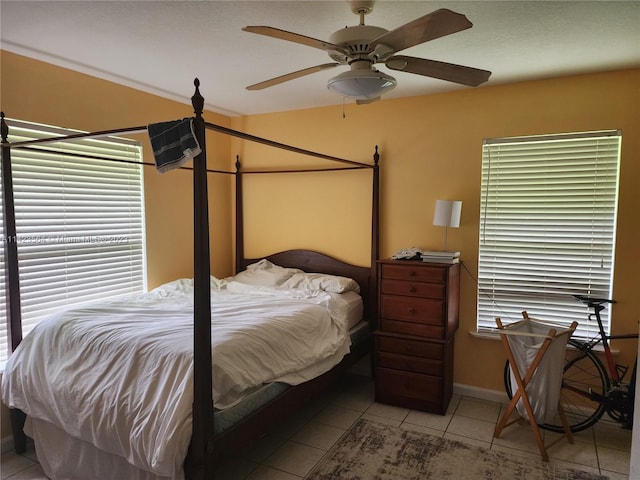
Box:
[230,68,640,392]
[1,49,639,442]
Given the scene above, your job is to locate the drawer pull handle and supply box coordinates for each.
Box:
[409,271,417,276]
[409,286,417,293]
[408,307,416,314]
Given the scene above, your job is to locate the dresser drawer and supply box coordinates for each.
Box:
[376,368,442,399]
[381,278,445,299]
[379,319,444,338]
[381,264,446,283]
[381,296,444,324]
[377,351,443,376]
[375,367,443,412]
[377,334,443,360]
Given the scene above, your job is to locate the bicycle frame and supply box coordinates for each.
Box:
[569,295,637,428]
[579,299,638,384]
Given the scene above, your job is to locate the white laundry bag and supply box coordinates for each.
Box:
[504,318,573,424]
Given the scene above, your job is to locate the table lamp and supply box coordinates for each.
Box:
[433,200,462,251]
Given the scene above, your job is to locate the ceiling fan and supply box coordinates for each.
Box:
[243,1,491,104]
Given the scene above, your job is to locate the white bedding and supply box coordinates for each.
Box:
[1,278,358,479]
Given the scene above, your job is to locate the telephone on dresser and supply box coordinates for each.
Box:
[391,247,428,260]
[391,247,461,263]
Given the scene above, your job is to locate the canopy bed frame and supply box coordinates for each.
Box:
[1,79,380,479]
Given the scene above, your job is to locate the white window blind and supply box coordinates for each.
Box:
[477,131,621,339]
[1,119,146,366]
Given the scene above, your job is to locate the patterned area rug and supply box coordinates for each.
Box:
[305,418,608,480]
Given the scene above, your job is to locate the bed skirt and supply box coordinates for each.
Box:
[25,417,178,480]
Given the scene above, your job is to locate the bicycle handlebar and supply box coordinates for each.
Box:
[573,294,616,308]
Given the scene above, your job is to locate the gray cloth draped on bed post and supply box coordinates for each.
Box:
[148,118,201,173]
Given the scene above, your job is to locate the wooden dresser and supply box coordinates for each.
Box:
[374,259,460,415]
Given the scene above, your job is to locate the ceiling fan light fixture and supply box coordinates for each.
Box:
[327,68,397,100]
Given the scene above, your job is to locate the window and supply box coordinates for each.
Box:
[477,131,621,338]
[1,119,146,367]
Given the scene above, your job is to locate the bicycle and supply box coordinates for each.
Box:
[504,294,637,433]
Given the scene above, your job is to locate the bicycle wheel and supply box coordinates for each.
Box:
[503,338,609,433]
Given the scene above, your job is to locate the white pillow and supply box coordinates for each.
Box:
[280,272,360,294]
[231,259,302,287]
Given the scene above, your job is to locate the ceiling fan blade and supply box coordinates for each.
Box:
[386,55,491,87]
[246,63,339,90]
[370,9,473,53]
[243,26,348,55]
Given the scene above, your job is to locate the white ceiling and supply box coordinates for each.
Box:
[1,1,639,117]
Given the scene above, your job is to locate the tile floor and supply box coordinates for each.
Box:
[1,356,633,480]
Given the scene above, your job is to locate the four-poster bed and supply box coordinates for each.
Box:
[1,79,380,479]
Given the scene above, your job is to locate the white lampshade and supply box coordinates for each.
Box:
[433,200,462,228]
[327,69,397,100]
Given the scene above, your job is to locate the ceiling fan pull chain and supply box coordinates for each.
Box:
[342,97,347,119]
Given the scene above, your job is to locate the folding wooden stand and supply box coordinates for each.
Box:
[494,312,578,461]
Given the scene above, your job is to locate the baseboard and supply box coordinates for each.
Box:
[453,382,509,404]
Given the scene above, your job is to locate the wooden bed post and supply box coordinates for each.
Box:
[1,113,28,455]
[184,79,215,480]
[235,156,243,273]
[0,113,23,352]
[371,146,380,324]
[369,146,380,377]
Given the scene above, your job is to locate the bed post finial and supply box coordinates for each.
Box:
[235,155,241,172]
[1,112,8,143]
[191,78,204,118]
[373,145,379,165]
